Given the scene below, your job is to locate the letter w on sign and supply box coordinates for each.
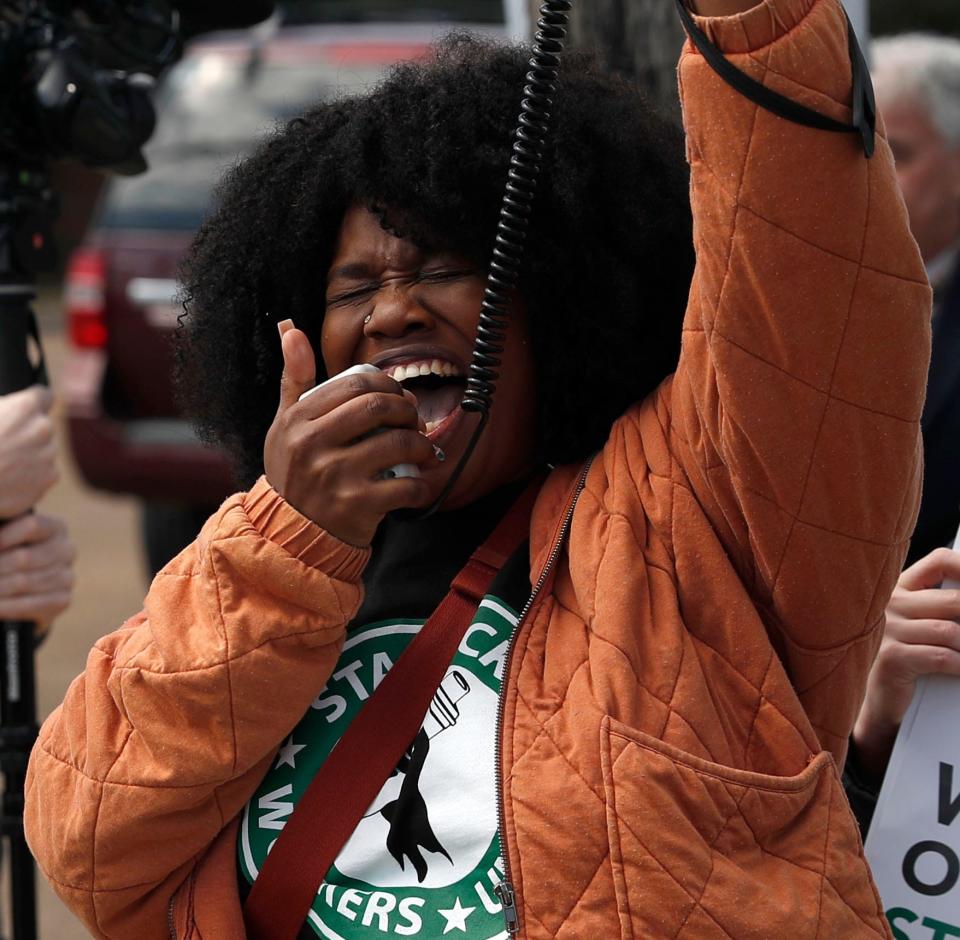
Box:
[866,677,960,923]
[940,764,960,828]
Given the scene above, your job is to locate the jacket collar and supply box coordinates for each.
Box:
[529,461,590,579]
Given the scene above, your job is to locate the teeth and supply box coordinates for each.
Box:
[425,419,441,433]
[384,359,462,383]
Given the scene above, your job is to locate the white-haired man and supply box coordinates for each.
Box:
[846,33,960,831]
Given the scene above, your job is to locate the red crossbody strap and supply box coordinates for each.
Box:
[243,478,542,940]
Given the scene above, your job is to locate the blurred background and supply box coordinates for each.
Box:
[4,0,958,935]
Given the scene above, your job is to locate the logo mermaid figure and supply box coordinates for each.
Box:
[362,670,472,882]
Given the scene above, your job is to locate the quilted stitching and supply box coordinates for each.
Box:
[515,688,606,803]
[604,735,887,938]
[547,850,611,938]
[707,325,919,424]
[733,789,888,938]
[764,193,873,591]
[609,785,730,918]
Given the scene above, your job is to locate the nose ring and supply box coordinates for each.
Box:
[363,314,372,325]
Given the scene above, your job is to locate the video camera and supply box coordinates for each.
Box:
[0,0,275,281]
[2,1,176,174]
[1,1,274,173]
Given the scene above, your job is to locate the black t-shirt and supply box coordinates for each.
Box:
[354,482,530,626]
[238,484,531,939]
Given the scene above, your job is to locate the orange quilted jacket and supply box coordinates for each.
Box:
[25,0,931,937]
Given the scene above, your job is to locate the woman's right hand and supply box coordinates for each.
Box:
[263,321,435,546]
[852,547,960,781]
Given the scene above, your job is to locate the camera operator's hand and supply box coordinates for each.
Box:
[264,320,435,547]
[0,512,75,634]
[852,547,960,782]
[0,386,58,519]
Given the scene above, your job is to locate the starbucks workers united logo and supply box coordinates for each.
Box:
[239,598,519,939]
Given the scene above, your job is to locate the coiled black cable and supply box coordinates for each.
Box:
[461,0,572,416]
[421,0,572,515]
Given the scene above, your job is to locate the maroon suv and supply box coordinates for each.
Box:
[63,23,495,575]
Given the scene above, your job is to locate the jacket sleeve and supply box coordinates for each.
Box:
[24,477,368,940]
[665,0,931,760]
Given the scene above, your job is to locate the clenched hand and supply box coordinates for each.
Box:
[0,387,58,519]
[0,513,75,634]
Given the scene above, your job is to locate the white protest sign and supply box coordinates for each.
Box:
[865,526,960,940]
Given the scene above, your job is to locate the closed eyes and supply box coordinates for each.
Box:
[417,267,475,283]
[326,268,475,307]
[327,284,378,307]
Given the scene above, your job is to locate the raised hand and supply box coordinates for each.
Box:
[263,320,435,546]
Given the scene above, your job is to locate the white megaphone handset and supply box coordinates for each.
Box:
[298,363,420,480]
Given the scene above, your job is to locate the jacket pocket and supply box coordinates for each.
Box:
[600,716,890,940]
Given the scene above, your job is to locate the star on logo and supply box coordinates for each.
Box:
[438,897,475,934]
[275,736,306,770]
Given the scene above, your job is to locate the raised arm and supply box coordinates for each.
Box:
[665,0,931,760]
[24,480,367,938]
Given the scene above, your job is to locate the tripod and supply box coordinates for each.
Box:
[0,163,55,940]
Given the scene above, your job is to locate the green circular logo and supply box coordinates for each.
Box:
[240,598,519,938]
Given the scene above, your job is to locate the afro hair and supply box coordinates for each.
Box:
[176,34,694,488]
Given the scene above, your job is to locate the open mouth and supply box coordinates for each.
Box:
[382,359,466,433]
